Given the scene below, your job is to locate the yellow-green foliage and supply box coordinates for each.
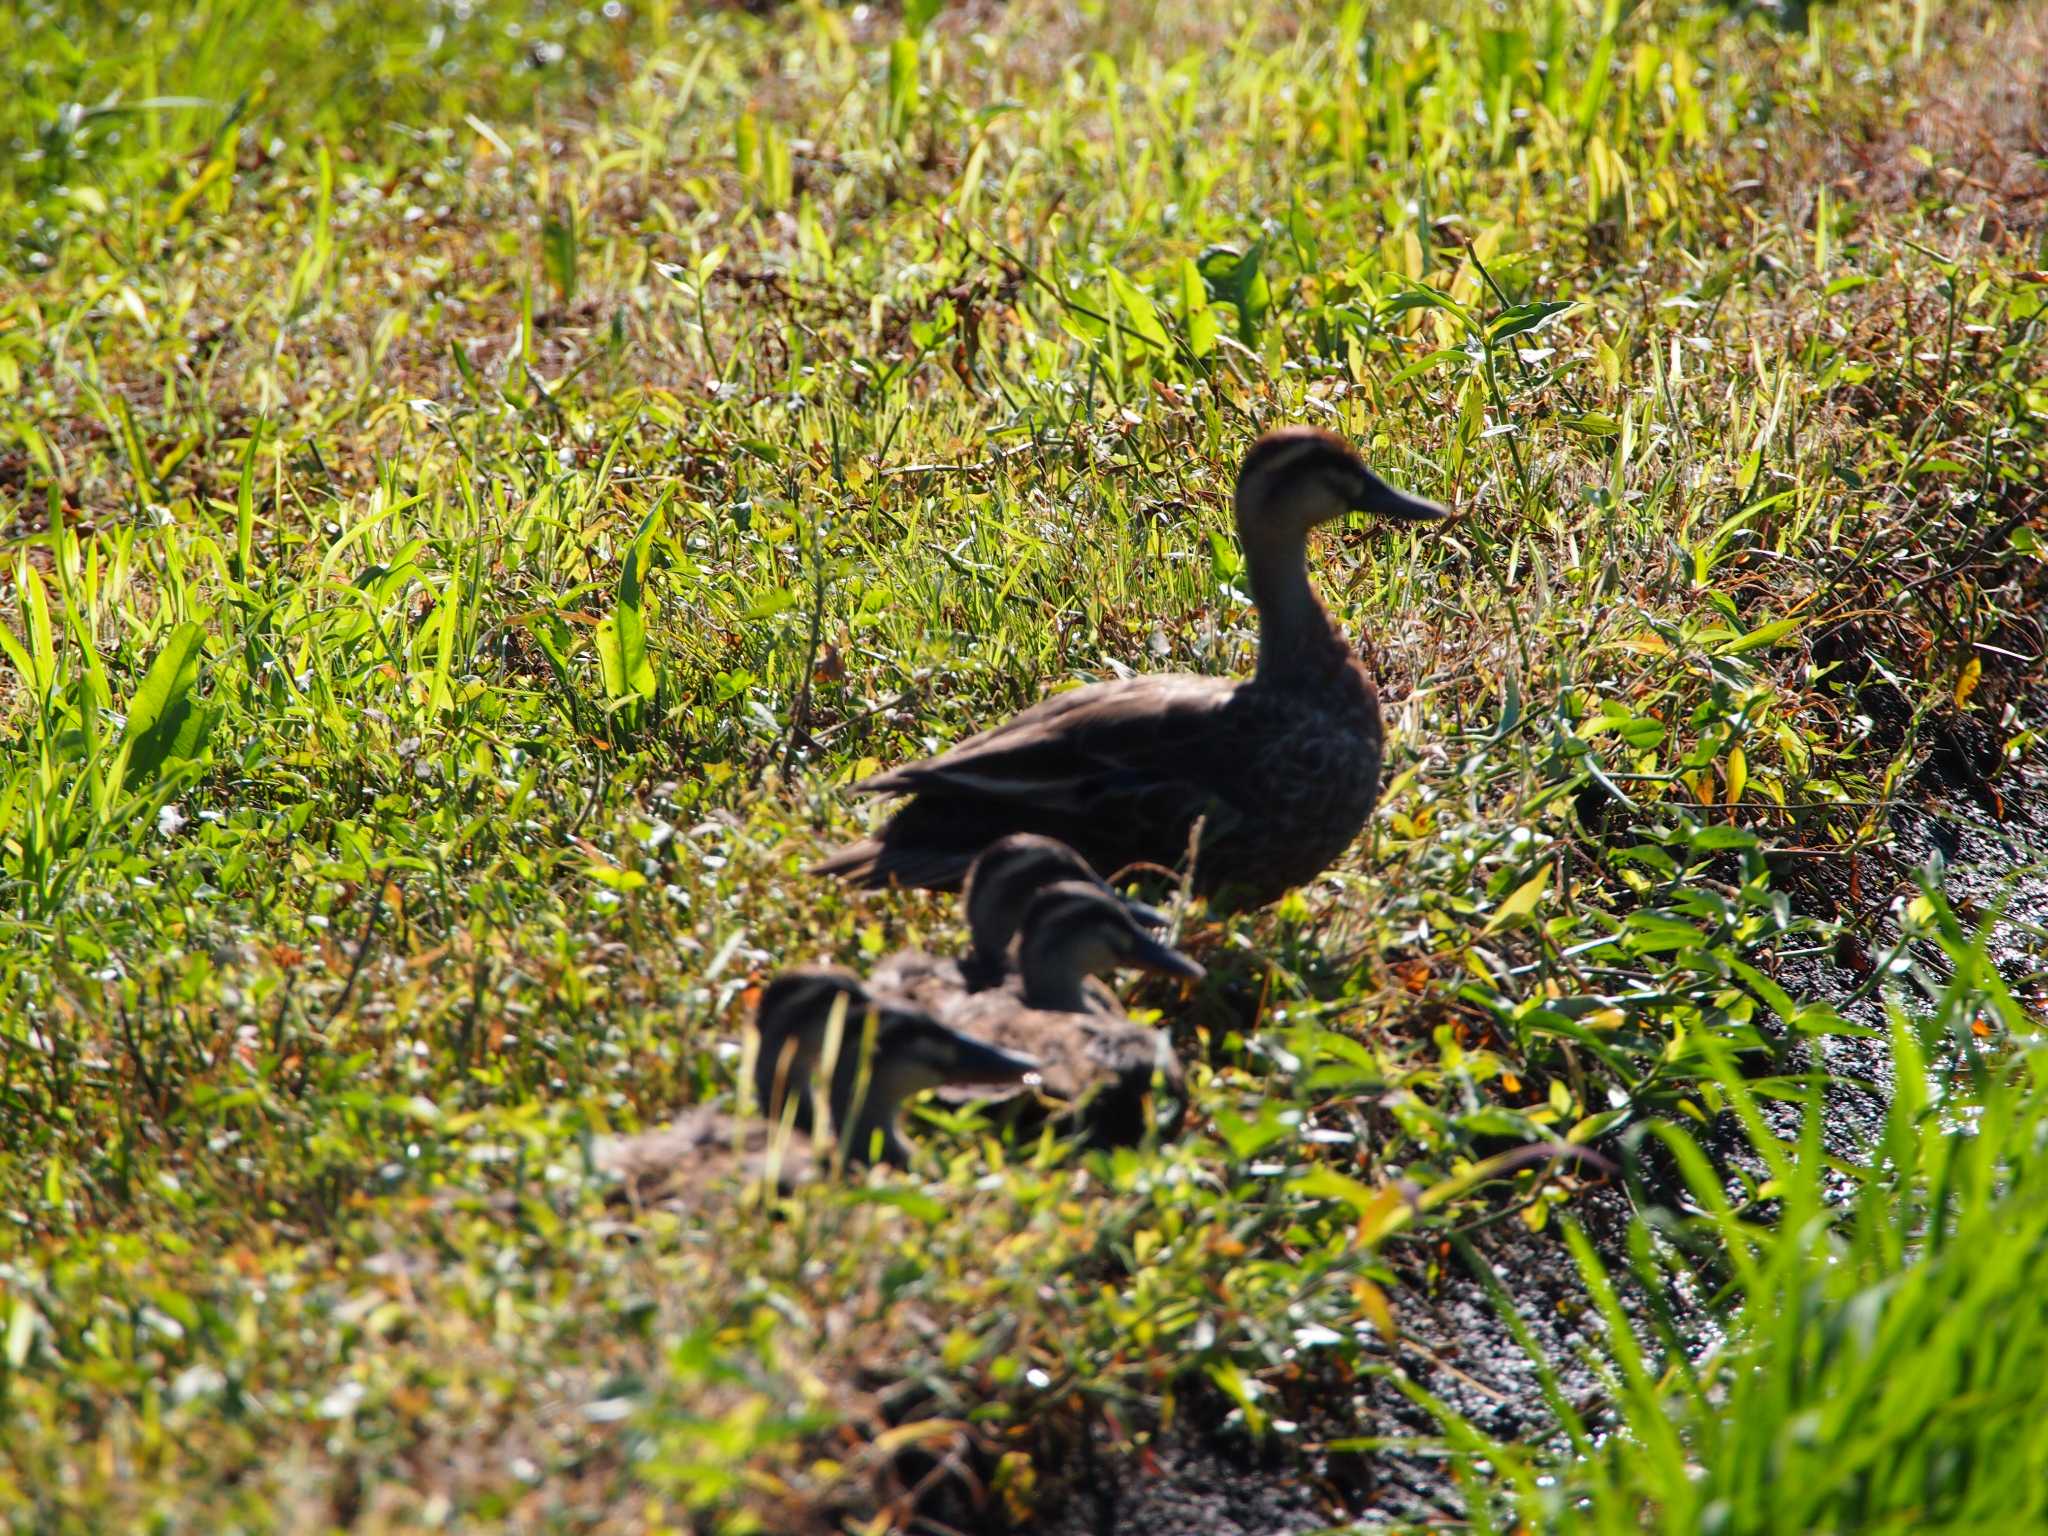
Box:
[0,0,2042,1529]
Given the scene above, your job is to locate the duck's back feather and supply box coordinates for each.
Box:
[815,661,1384,905]
[815,674,1239,890]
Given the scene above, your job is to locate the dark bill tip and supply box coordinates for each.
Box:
[949,1034,1041,1084]
[1119,896,1172,931]
[1356,469,1451,522]
[1131,931,1206,982]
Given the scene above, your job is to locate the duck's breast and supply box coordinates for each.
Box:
[1214,663,1385,897]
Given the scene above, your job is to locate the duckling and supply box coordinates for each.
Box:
[870,833,1169,1017]
[596,968,1037,1209]
[813,428,1447,907]
[934,880,1204,1145]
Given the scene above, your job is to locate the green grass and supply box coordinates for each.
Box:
[1437,892,2048,1535]
[0,0,2044,1529]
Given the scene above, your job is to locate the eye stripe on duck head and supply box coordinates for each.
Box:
[1236,426,1366,486]
[753,970,954,1072]
[750,967,872,1120]
[751,968,1039,1141]
[961,834,1110,967]
[1234,427,1449,537]
[870,1009,1040,1090]
[1014,881,1204,1009]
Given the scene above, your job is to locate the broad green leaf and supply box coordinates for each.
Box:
[542,204,578,305]
[888,36,920,134]
[0,618,39,701]
[1487,299,1576,343]
[120,622,212,790]
[1205,1360,1267,1435]
[18,561,55,698]
[743,588,797,621]
[1729,958,1798,1024]
[1291,1164,1381,1214]
[1716,616,1802,655]
[427,570,463,714]
[1689,825,1758,851]
[1561,412,1622,436]
[1386,347,1469,388]
[1485,868,1551,932]
[595,504,666,708]
[594,612,654,705]
[1106,269,1169,351]
[1196,241,1271,341]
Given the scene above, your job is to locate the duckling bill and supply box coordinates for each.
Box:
[814,429,1446,907]
[596,968,1037,1210]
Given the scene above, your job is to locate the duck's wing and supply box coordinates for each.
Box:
[815,674,1243,890]
[859,673,1237,802]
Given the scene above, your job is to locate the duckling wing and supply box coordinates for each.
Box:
[595,1109,819,1208]
[868,949,968,1014]
[818,674,1244,890]
[937,994,1177,1103]
[997,971,1122,1015]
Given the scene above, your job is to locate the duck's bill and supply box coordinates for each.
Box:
[1356,469,1450,522]
[1129,931,1206,982]
[1120,896,1172,931]
[946,1034,1042,1085]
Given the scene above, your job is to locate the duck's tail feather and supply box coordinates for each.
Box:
[808,835,975,892]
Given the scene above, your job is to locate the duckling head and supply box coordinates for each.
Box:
[1234,427,1448,542]
[961,834,1168,977]
[752,968,1038,1165]
[1015,880,1205,1012]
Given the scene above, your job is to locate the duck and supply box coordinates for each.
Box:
[595,967,1038,1210]
[931,879,1204,1145]
[812,428,1447,908]
[870,833,1169,1018]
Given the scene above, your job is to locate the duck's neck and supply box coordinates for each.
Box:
[960,942,1008,991]
[963,906,1018,987]
[1244,524,1340,684]
[1017,952,1092,1014]
[757,1042,910,1167]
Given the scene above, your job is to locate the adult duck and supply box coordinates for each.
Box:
[871,833,1168,1017]
[813,428,1446,907]
[934,880,1203,1145]
[596,968,1037,1209]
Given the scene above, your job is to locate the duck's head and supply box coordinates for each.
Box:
[1233,427,1448,542]
[961,834,1168,972]
[1015,881,1205,1010]
[752,967,1040,1163]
